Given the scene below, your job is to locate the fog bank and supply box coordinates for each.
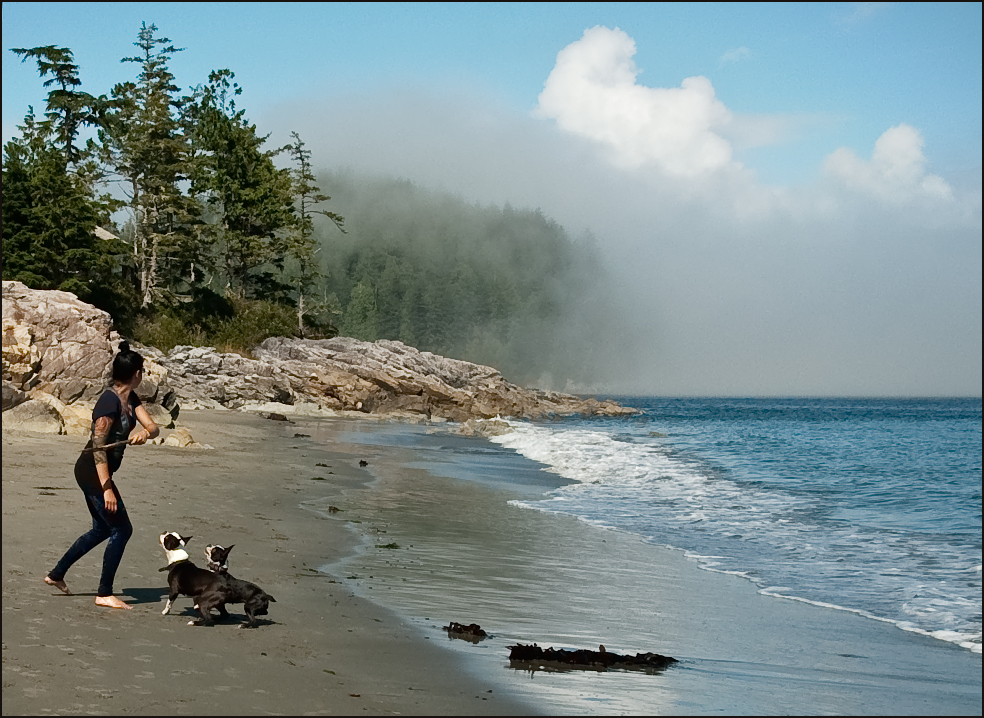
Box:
[263,29,980,396]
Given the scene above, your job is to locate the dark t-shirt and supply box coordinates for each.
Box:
[75,389,142,493]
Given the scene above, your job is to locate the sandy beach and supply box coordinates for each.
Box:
[4,408,981,716]
[1,410,534,716]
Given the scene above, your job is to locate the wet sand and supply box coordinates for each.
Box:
[1,410,534,715]
[320,420,983,715]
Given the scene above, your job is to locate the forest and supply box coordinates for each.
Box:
[2,23,629,388]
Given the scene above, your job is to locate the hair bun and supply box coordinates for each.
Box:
[118,341,131,354]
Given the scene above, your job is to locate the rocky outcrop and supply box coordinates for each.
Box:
[157,345,295,411]
[160,337,634,421]
[3,281,634,429]
[1,399,64,434]
[3,281,117,402]
[2,282,178,435]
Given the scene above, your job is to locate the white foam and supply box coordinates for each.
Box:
[760,587,984,653]
[491,417,982,654]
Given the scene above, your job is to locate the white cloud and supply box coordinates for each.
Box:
[720,46,751,65]
[535,26,736,177]
[824,123,953,202]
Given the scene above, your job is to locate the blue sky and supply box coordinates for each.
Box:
[3,2,981,395]
[3,3,980,184]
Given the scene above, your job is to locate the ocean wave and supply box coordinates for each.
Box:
[493,417,982,653]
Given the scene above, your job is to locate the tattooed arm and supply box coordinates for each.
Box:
[130,404,160,445]
[92,415,118,513]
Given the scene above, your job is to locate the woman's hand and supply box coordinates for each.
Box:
[103,486,117,514]
[129,428,150,446]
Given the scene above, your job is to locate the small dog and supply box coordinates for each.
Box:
[159,531,230,626]
[202,543,277,628]
[204,543,232,574]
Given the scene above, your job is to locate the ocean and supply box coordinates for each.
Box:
[322,396,982,714]
[492,397,983,654]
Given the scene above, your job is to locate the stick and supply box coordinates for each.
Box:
[81,439,133,453]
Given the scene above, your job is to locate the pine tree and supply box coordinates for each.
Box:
[341,280,379,341]
[100,22,202,307]
[2,109,126,304]
[188,70,297,300]
[286,131,344,335]
[10,45,100,165]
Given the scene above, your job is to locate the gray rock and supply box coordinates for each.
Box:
[1,399,64,434]
[142,402,176,429]
[2,280,117,401]
[2,381,29,411]
[160,345,295,410]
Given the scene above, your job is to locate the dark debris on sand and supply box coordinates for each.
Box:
[444,622,489,643]
[508,643,677,673]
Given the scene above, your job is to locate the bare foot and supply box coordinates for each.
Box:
[95,595,132,610]
[44,576,71,594]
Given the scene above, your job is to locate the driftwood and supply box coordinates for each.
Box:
[80,439,132,453]
[444,622,489,643]
[508,643,677,673]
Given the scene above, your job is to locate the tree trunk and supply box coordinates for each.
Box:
[297,292,305,338]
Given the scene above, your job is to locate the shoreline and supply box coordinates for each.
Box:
[1,409,535,715]
[4,407,981,715]
[315,416,983,715]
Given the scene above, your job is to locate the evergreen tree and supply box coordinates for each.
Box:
[2,109,126,305]
[100,22,201,307]
[188,70,296,300]
[10,45,101,165]
[341,280,379,341]
[286,131,344,335]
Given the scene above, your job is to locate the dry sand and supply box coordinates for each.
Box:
[2,410,534,715]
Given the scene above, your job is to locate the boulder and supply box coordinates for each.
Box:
[28,391,92,436]
[455,418,514,437]
[142,402,176,429]
[2,381,29,411]
[162,427,211,449]
[163,427,195,447]
[59,402,94,436]
[2,281,119,402]
[1,399,64,434]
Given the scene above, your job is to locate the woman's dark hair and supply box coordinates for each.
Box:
[112,341,145,384]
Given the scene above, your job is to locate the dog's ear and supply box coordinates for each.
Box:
[184,536,193,544]
[226,544,235,554]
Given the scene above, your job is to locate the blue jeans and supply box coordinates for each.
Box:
[49,485,133,597]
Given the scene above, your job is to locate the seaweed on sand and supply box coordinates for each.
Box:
[444,622,489,643]
[508,643,677,673]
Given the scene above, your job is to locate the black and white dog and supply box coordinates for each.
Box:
[159,531,229,626]
[204,543,232,574]
[202,543,277,628]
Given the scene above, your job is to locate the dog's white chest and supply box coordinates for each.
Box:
[164,548,190,565]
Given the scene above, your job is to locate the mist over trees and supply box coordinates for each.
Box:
[309,171,629,387]
[2,22,629,389]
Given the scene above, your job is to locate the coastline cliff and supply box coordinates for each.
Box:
[2,280,634,435]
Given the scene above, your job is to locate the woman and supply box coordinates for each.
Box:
[44,342,160,609]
